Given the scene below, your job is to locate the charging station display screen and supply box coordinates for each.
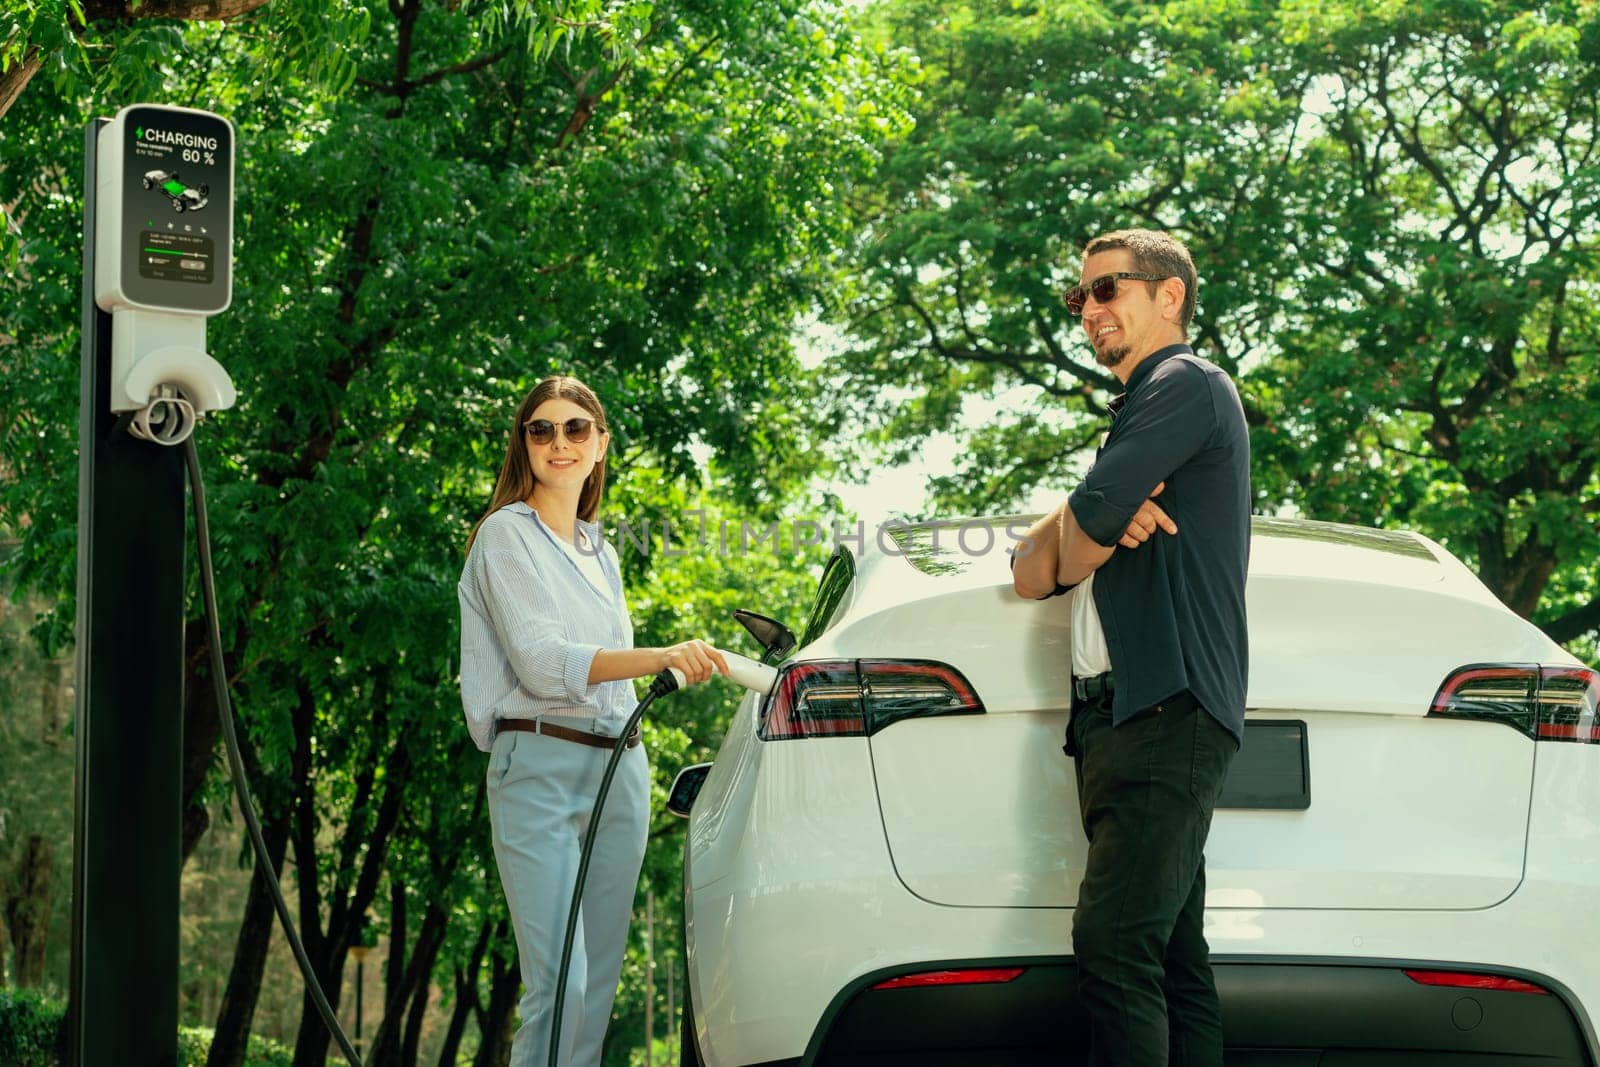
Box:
[118,105,232,313]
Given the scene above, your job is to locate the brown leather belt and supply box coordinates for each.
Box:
[498,718,641,749]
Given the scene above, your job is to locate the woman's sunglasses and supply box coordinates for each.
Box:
[524,417,596,445]
[1063,272,1170,316]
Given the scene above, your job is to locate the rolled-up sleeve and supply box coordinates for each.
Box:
[1069,360,1215,546]
[475,546,601,705]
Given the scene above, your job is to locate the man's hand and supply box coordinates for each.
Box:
[1118,482,1178,549]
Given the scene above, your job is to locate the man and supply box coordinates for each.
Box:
[1012,229,1251,1066]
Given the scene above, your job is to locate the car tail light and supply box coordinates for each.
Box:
[1404,969,1550,995]
[760,662,866,740]
[872,967,1026,991]
[1429,664,1599,743]
[1535,666,1600,742]
[758,660,985,740]
[860,659,983,733]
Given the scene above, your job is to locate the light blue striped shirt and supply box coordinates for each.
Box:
[458,502,637,752]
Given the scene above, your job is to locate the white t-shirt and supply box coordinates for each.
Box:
[557,529,612,600]
[1071,572,1112,677]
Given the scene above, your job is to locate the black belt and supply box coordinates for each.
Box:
[498,719,641,749]
[1072,671,1114,703]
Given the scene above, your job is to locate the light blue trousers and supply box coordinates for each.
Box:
[487,727,650,1067]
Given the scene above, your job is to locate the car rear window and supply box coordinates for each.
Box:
[877,515,1435,578]
[1252,517,1436,561]
[883,517,1021,577]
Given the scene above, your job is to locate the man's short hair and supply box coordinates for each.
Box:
[1084,229,1198,335]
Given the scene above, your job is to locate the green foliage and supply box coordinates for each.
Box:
[0,991,296,1067]
[1251,0,1600,632]
[0,0,895,1057]
[177,1024,296,1066]
[0,991,297,1067]
[834,0,1600,650]
[830,0,1305,509]
[0,989,64,1067]
[10,0,1595,1059]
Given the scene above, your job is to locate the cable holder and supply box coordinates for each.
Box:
[129,383,198,445]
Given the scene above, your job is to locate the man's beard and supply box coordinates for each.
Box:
[1096,344,1130,369]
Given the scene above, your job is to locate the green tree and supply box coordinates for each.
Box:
[1258,0,1600,647]
[828,0,1301,507]
[832,0,1600,653]
[0,0,903,1060]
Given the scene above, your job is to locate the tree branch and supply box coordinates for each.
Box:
[654,33,721,104]
[1030,309,1119,403]
[967,426,1103,514]
[357,47,510,97]
[902,293,1075,401]
[1541,595,1600,645]
[0,46,42,124]
[555,58,635,150]
[81,0,272,19]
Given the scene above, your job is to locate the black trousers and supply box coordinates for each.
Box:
[1068,690,1239,1067]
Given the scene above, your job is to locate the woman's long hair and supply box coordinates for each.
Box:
[466,375,610,554]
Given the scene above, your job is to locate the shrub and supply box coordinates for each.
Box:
[177,1025,297,1067]
[0,989,66,1067]
[0,991,296,1067]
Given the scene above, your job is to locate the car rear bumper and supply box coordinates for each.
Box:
[799,958,1594,1066]
[687,877,1600,1066]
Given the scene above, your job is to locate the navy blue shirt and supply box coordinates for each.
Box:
[1067,343,1250,743]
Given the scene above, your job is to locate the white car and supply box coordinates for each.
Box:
[670,515,1600,1066]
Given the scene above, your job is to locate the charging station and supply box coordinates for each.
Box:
[93,103,237,442]
[71,103,236,1067]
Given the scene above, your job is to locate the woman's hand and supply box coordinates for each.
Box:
[658,640,731,686]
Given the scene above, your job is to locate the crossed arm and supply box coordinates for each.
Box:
[1011,483,1175,600]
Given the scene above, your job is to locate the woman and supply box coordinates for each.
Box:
[459,374,727,1065]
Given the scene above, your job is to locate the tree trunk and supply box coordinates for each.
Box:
[205,810,291,1067]
[474,947,519,1067]
[289,713,413,1065]
[435,974,475,1067]
[182,616,246,863]
[3,835,53,987]
[369,896,448,1064]
[436,920,493,1067]
[398,939,436,1067]
[645,889,654,1067]
[289,953,345,1067]
[286,681,341,1067]
[386,877,407,1003]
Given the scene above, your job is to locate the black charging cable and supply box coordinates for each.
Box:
[183,437,364,1067]
[547,668,681,1067]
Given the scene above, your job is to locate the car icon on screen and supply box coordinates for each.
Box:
[143,169,209,213]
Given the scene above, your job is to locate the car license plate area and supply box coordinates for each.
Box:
[1217,719,1309,810]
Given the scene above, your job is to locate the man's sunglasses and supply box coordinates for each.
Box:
[524,417,596,445]
[1063,272,1170,316]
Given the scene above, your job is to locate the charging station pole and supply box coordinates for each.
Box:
[68,112,208,1066]
[72,104,235,1063]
